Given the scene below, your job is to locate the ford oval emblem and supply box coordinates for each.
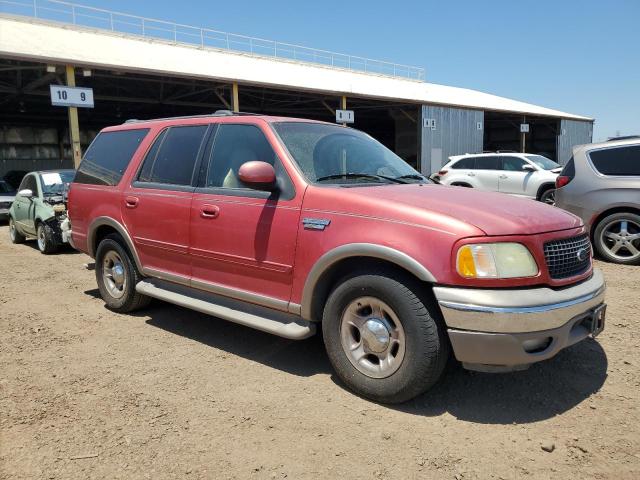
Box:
[576,248,588,262]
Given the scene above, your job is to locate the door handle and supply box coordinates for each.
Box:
[125,196,139,208]
[467,172,475,177]
[499,174,508,179]
[200,204,220,219]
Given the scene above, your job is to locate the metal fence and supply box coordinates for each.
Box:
[0,0,426,81]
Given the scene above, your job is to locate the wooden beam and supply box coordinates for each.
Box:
[65,65,82,168]
[232,82,239,112]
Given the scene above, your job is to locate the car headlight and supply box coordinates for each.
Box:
[456,243,538,279]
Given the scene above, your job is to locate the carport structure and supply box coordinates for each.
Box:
[0,0,592,177]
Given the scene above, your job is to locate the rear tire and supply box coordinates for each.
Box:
[9,217,26,244]
[36,222,59,254]
[95,234,151,312]
[593,212,640,265]
[322,272,449,404]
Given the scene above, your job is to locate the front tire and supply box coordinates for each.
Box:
[36,222,58,254]
[539,188,556,205]
[593,212,640,265]
[95,234,151,312]
[322,272,449,404]
[9,217,26,244]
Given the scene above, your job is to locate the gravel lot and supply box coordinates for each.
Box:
[1,224,639,479]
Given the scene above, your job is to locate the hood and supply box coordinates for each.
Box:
[310,183,582,236]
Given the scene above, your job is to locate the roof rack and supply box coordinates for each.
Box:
[123,110,261,124]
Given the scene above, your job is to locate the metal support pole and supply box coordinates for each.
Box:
[341,95,347,126]
[65,65,82,168]
[232,82,239,112]
[521,115,526,153]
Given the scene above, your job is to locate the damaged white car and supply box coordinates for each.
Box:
[8,169,74,254]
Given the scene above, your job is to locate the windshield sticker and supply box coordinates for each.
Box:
[41,173,63,185]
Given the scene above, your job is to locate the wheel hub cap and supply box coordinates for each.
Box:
[112,264,125,286]
[361,318,391,353]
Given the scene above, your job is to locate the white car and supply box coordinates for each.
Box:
[431,153,562,204]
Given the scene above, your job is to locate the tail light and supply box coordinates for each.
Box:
[556,176,572,188]
[438,169,448,176]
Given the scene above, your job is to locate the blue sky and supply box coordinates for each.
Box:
[77,0,638,141]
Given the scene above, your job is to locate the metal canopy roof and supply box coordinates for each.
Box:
[0,15,593,121]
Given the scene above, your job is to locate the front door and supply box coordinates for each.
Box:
[189,123,301,308]
[473,156,501,191]
[13,173,39,235]
[121,124,210,279]
[498,156,532,196]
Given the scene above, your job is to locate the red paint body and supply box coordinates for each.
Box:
[69,115,590,311]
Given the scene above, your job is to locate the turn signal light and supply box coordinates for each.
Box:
[438,169,449,176]
[556,175,572,188]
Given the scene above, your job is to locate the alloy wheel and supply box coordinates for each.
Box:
[340,296,406,379]
[600,218,640,261]
[102,250,127,299]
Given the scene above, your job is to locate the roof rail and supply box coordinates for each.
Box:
[123,111,261,124]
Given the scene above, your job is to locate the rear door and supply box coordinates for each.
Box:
[473,156,501,191]
[189,122,301,308]
[498,156,532,196]
[121,124,210,279]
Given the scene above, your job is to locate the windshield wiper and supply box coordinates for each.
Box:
[394,174,428,182]
[315,173,405,184]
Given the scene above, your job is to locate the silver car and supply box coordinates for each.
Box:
[555,138,640,265]
[0,180,16,220]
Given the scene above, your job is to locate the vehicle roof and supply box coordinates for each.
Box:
[582,137,640,151]
[31,169,76,176]
[448,152,537,160]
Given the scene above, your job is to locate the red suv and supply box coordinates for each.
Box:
[68,112,606,403]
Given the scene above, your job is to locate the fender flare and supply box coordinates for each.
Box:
[87,216,144,272]
[300,243,437,321]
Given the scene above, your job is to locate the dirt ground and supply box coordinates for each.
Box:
[0,224,638,480]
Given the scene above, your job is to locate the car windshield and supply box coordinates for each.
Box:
[272,122,428,185]
[0,180,13,193]
[41,171,75,196]
[525,155,560,170]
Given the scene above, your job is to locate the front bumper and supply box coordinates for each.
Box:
[433,269,606,370]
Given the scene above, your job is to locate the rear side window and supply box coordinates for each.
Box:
[561,157,575,177]
[75,129,149,186]
[475,156,501,170]
[589,145,640,176]
[452,157,476,169]
[138,125,208,186]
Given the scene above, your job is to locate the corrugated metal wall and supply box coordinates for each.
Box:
[419,105,484,175]
[557,119,593,165]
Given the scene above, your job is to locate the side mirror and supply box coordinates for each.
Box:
[522,164,536,172]
[238,161,276,189]
[18,188,33,198]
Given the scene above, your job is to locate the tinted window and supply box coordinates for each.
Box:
[18,174,38,195]
[452,157,476,169]
[139,125,207,186]
[561,157,575,177]
[589,145,640,176]
[502,156,527,171]
[207,124,277,188]
[75,129,149,186]
[475,156,501,170]
[0,180,13,193]
[138,130,167,182]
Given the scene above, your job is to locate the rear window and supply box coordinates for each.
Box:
[75,129,149,186]
[451,157,476,169]
[589,145,640,176]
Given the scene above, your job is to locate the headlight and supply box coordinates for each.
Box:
[456,243,538,279]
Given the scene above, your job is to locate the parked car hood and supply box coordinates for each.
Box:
[311,183,582,236]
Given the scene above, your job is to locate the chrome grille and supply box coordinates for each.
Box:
[544,234,591,279]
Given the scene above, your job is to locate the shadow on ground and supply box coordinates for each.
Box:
[93,294,608,425]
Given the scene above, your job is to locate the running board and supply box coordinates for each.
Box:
[136,279,316,340]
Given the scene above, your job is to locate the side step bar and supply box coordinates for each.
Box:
[136,279,316,340]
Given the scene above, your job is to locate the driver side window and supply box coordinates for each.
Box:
[206,124,277,188]
[502,156,527,171]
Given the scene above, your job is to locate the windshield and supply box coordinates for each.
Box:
[273,122,428,185]
[0,180,13,193]
[41,171,75,196]
[525,155,560,170]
